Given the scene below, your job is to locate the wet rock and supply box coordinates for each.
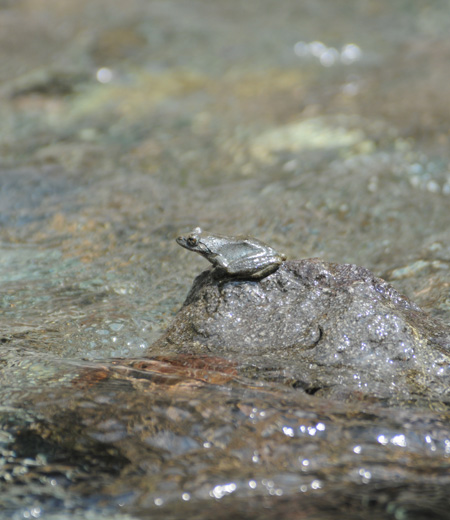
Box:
[155,259,450,402]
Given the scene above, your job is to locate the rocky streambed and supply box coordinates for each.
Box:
[2,257,449,520]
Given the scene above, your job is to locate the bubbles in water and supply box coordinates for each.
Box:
[96,67,113,83]
[294,40,363,67]
[377,434,389,445]
[320,47,339,67]
[308,41,327,57]
[282,425,295,437]
[359,468,372,483]
[378,433,408,447]
[23,508,43,519]
[425,435,437,452]
[210,482,237,499]
[340,43,363,64]
[444,439,450,454]
[391,434,407,447]
[293,41,309,57]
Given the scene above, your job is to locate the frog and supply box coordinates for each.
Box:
[176,227,286,279]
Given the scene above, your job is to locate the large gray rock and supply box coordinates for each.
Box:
[155,259,450,401]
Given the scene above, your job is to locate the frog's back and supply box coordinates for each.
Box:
[214,238,263,258]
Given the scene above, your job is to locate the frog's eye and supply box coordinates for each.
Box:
[187,237,198,247]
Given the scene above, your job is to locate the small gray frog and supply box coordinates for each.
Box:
[176,227,286,279]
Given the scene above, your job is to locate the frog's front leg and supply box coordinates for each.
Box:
[210,254,230,271]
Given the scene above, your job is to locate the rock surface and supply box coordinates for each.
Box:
[155,259,450,402]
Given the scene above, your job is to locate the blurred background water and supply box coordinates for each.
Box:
[1,1,450,519]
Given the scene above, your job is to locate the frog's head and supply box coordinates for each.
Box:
[176,227,212,256]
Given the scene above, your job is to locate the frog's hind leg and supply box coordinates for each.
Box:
[247,261,282,279]
[227,255,282,279]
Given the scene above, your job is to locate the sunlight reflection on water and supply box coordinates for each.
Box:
[294,40,363,66]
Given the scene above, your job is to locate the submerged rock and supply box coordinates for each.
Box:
[155,259,450,402]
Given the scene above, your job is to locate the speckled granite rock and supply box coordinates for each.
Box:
[154,259,450,401]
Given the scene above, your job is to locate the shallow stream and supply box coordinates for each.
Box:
[1,1,450,518]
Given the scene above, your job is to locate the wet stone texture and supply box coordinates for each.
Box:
[155,260,450,402]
